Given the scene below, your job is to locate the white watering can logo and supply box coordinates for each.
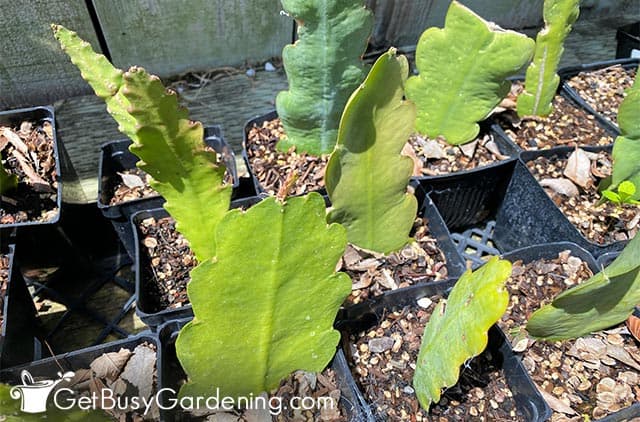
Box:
[9,369,74,413]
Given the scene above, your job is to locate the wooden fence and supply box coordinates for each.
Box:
[1,0,637,110]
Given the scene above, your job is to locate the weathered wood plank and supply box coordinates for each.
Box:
[91,0,292,77]
[0,0,101,110]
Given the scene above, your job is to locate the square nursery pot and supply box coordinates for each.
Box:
[0,244,40,369]
[560,58,639,134]
[335,281,551,422]
[0,106,62,239]
[132,196,263,329]
[0,332,158,419]
[242,110,330,198]
[520,145,633,257]
[98,125,246,258]
[616,22,640,59]
[157,318,372,422]
[500,243,640,422]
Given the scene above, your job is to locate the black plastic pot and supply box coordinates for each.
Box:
[559,58,640,134]
[500,243,640,422]
[0,106,62,239]
[132,196,263,330]
[336,281,551,422]
[0,331,158,419]
[616,22,640,59]
[242,110,329,197]
[98,125,247,258]
[157,318,373,422]
[518,145,629,256]
[0,244,41,369]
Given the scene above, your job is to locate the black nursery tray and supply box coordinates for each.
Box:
[157,318,371,422]
[0,244,40,369]
[0,106,62,235]
[336,281,551,422]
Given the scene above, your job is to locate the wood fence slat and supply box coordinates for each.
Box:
[0,0,101,110]
[91,0,292,77]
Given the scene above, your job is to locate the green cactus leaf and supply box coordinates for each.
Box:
[325,49,417,254]
[413,257,511,409]
[0,161,17,195]
[611,72,640,200]
[275,0,373,155]
[176,193,351,399]
[405,1,534,145]
[53,25,230,261]
[517,0,580,117]
[527,234,640,341]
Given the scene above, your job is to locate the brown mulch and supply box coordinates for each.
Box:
[340,216,450,304]
[408,132,511,176]
[566,65,637,126]
[0,254,9,328]
[245,118,327,196]
[499,251,640,421]
[138,216,197,313]
[527,149,638,244]
[350,300,523,421]
[495,83,614,151]
[0,120,58,224]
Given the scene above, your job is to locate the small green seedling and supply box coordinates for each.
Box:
[414,257,512,409]
[527,233,640,341]
[517,0,580,117]
[0,161,17,195]
[325,48,417,254]
[405,1,534,145]
[276,0,373,155]
[601,181,640,206]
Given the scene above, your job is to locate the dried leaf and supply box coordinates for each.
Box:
[401,142,423,176]
[539,178,579,197]
[1,127,29,156]
[120,344,156,398]
[564,148,592,188]
[484,140,509,160]
[90,348,132,381]
[627,314,640,342]
[606,344,640,371]
[10,149,53,192]
[538,387,577,415]
[421,138,446,159]
[459,139,478,158]
[118,171,145,188]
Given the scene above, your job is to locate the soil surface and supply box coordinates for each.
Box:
[566,65,637,126]
[245,118,328,196]
[408,132,511,176]
[54,342,158,421]
[349,301,523,421]
[500,251,640,421]
[495,83,613,151]
[180,368,346,421]
[339,216,450,304]
[0,120,58,224]
[0,254,8,327]
[139,216,197,312]
[108,149,232,206]
[527,150,638,244]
